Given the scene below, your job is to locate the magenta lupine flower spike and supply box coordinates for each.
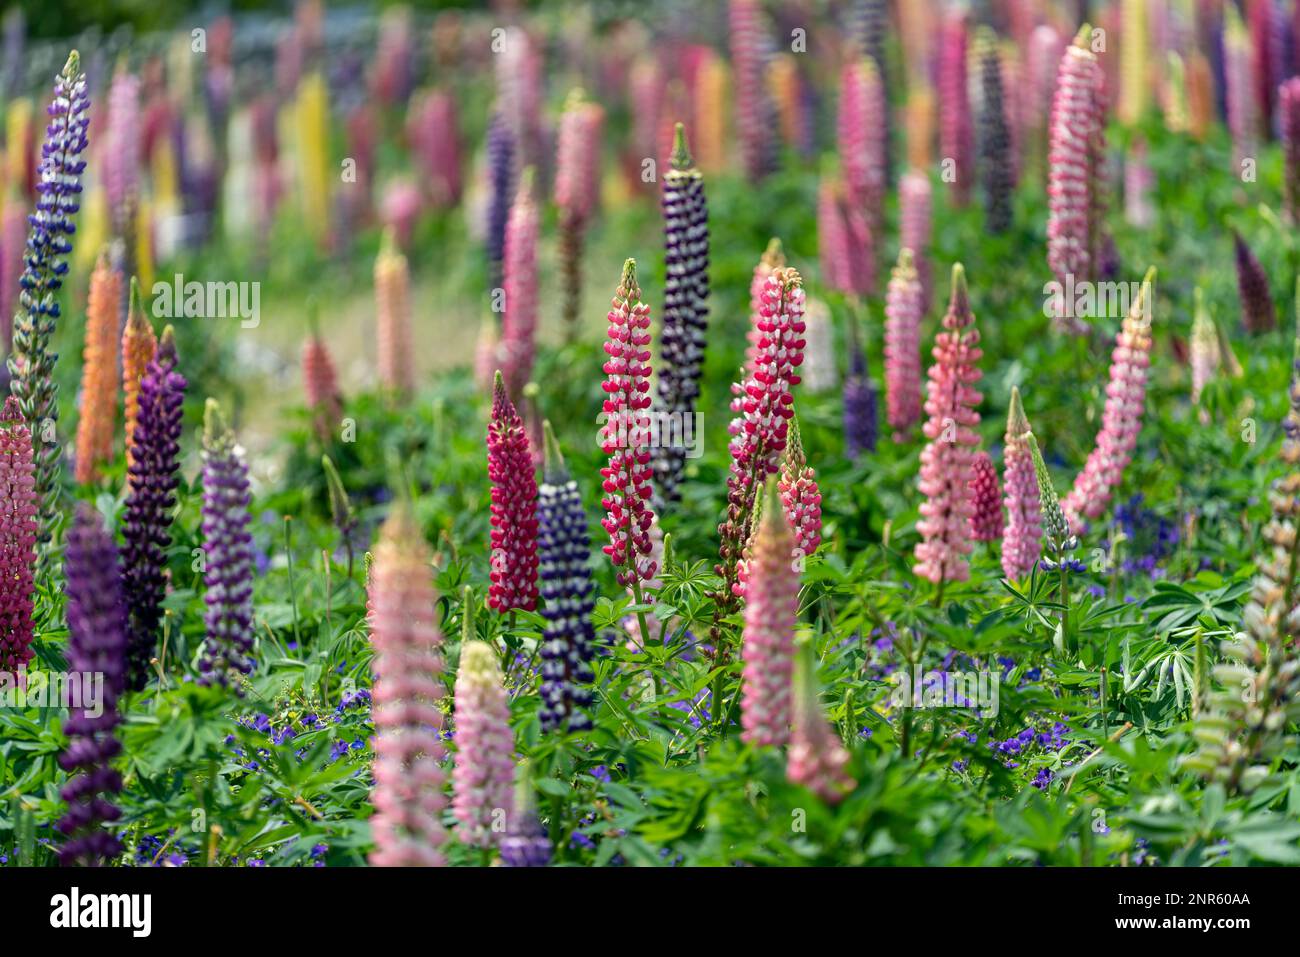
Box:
[0,396,36,675]
[899,170,933,312]
[599,261,658,588]
[1061,267,1157,532]
[555,91,604,333]
[968,449,1004,542]
[487,372,539,613]
[122,326,187,691]
[57,504,128,866]
[884,248,924,440]
[778,416,822,566]
[913,265,983,586]
[1000,387,1042,580]
[938,8,973,206]
[103,65,141,244]
[1233,230,1277,334]
[740,480,798,748]
[368,505,447,867]
[787,642,855,803]
[838,58,885,294]
[1281,77,1300,221]
[198,399,255,689]
[452,640,515,848]
[1047,27,1107,335]
[501,168,538,397]
[1224,7,1256,168]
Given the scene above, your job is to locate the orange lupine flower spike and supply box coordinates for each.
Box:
[121,276,157,470]
[75,253,121,484]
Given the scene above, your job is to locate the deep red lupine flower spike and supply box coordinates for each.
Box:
[487,371,540,612]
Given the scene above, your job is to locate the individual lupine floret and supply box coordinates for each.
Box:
[968,450,1004,542]
[0,396,36,675]
[913,265,983,586]
[1061,267,1156,531]
[654,124,710,506]
[883,248,923,439]
[198,399,255,688]
[500,759,552,867]
[122,326,186,691]
[121,278,156,470]
[779,416,822,566]
[501,169,538,397]
[9,51,91,553]
[452,640,515,848]
[73,254,119,485]
[537,422,596,733]
[899,170,932,312]
[787,642,855,803]
[487,372,539,613]
[975,28,1013,233]
[374,229,414,396]
[938,9,973,205]
[740,480,798,747]
[1046,27,1107,335]
[599,260,658,589]
[56,504,128,866]
[368,505,447,867]
[555,91,604,334]
[1000,387,1042,580]
[1233,230,1276,334]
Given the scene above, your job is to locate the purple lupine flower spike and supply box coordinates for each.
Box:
[485,109,514,297]
[198,399,255,688]
[8,50,90,556]
[501,759,552,867]
[843,321,878,459]
[57,503,128,866]
[537,422,596,733]
[122,325,187,690]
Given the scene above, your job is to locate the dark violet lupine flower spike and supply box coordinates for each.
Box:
[198,399,255,688]
[537,421,596,733]
[122,325,187,691]
[976,29,1013,233]
[1233,230,1277,333]
[57,504,128,866]
[654,124,710,507]
[9,50,91,556]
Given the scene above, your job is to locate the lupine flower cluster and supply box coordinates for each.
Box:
[103,66,141,245]
[374,229,414,396]
[537,423,596,733]
[1282,77,1300,222]
[0,397,36,675]
[1233,231,1276,334]
[976,29,1013,233]
[368,505,447,867]
[1190,287,1221,408]
[301,311,343,442]
[198,400,256,689]
[1046,28,1106,335]
[74,254,120,485]
[968,450,1004,543]
[1224,7,1256,168]
[0,189,25,350]
[938,9,972,206]
[9,51,90,551]
[729,0,773,181]
[778,417,822,565]
[913,265,982,586]
[121,278,157,469]
[408,89,461,209]
[843,336,878,459]
[122,326,186,691]
[883,247,923,440]
[485,110,515,295]
[740,481,797,747]
[898,171,932,312]
[500,761,552,867]
[1061,267,1156,531]
[452,641,514,848]
[817,175,853,296]
[487,373,539,612]
[56,505,129,867]
[500,169,538,397]
[653,124,710,506]
[555,91,604,332]
[853,0,892,182]
[599,260,658,589]
[1026,432,1077,566]
[746,239,785,371]
[1000,387,1042,580]
[787,644,855,804]
[837,58,885,294]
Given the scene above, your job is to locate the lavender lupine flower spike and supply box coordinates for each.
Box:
[8,51,91,555]
[57,504,128,866]
[485,110,514,298]
[198,399,255,688]
[122,326,187,691]
[654,124,710,506]
[537,421,597,733]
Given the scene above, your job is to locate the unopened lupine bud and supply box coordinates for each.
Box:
[1000,387,1042,579]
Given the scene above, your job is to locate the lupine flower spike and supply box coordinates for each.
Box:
[730,0,774,181]
[801,298,837,393]
[838,58,885,293]
[9,51,91,553]
[654,123,710,506]
[487,371,539,613]
[302,301,343,443]
[74,253,119,484]
[198,399,255,689]
[843,316,878,458]
[976,28,1013,233]
[1000,387,1042,580]
[501,168,538,397]
[968,450,1004,543]
[555,91,604,336]
[121,277,157,469]
[599,260,658,589]
[1061,267,1156,531]
[368,504,447,867]
[740,479,798,748]
[746,238,786,372]
[1190,288,1221,412]
[1233,231,1276,334]
[938,9,973,205]
[500,759,552,867]
[1281,77,1300,223]
[787,642,855,803]
[0,396,36,675]
[122,326,187,690]
[485,110,515,295]
[778,416,822,566]
[1026,431,1077,564]
[899,171,932,312]
[374,228,414,396]
[452,639,515,849]
[56,504,128,866]
[914,265,983,589]
[884,247,923,440]
[537,421,597,733]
